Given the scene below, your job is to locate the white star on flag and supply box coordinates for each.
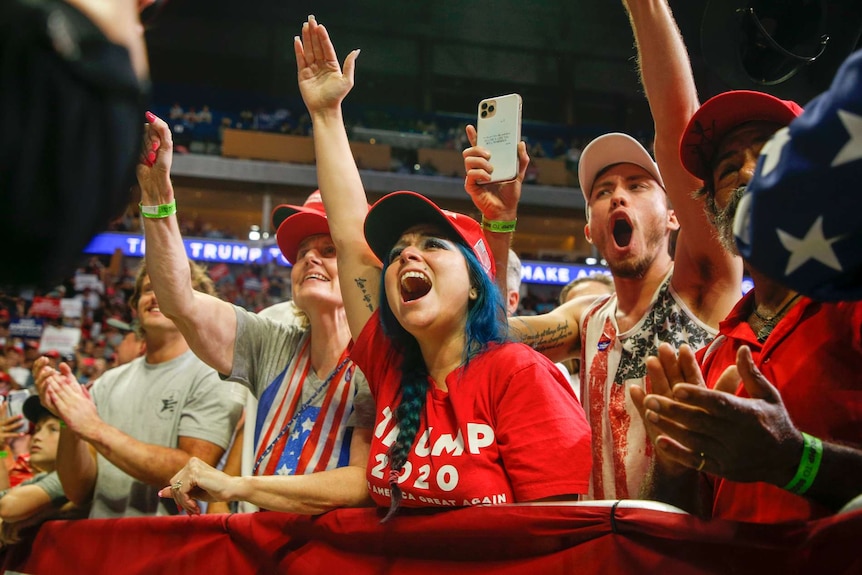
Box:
[291,430,300,440]
[758,126,791,177]
[776,216,844,275]
[301,417,314,433]
[277,464,293,476]
[832,110,862,167]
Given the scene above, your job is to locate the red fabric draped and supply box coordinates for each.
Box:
[2,503,859,574]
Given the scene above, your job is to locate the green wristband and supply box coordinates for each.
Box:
[0,450,8,458]
[140,200,177,219]
[481,217,517,233]
[783,432,823,495]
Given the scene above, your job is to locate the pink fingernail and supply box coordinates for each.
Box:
[145,111,156,123]
[147,151,156,163]
[151,140,160,151]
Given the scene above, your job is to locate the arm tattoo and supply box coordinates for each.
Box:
[353,277,376,313]
[514,318,573,354]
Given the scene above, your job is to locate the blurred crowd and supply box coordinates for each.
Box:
[0,254,296,392]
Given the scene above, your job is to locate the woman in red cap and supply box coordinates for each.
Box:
[286,16,591,521]
[160,16,593,519]
[161,19,589,520]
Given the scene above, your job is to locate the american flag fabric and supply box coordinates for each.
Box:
[254,337,356,476]
[735,48,862,301]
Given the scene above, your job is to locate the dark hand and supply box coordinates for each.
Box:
[643,345,802,485]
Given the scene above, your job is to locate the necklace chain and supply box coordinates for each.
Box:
[751,293,802,342]
[252,353,352,475]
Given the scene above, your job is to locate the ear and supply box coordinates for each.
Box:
[507,289,519,315]
[469,287,479,301]
[584,223,593,244]
[666,208,680,232]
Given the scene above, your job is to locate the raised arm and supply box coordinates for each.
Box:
[624,0,741,323]
[462,124,529,299]
[462,128,589,363]
[137,114,238,375]
[295,16,381,341]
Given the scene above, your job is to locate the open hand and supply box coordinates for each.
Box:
[44,367,100,439]
[295,15,359,116]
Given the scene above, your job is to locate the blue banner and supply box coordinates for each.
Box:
[9,318,44,339]
[84,232,751,291]
[85,233,289,266]
[85,233,612,285]
[519,262,611,286]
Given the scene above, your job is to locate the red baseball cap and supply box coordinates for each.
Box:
[44,350,61,359]
[680,90,803,181]
[364,191,495,279]
[271,190,330,265]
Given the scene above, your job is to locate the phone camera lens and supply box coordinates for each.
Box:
[481,103,488,110]
[488,105,495,113]
[480,111,487,118]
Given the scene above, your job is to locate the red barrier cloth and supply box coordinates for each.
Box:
[2,503,860,574]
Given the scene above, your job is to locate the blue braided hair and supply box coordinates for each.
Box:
[378,240,508,522]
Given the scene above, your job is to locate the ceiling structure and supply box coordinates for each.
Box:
[145,0,859,125]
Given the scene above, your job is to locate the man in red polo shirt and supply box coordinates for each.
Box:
[634,48,862,523]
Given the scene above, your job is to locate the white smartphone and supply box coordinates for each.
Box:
[476,93,523,185]
[6,389,30,431]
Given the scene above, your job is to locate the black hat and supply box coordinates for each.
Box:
[22,394,52,424]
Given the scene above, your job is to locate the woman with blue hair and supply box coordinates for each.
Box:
[295,16,591,520]
[163,16,591,518]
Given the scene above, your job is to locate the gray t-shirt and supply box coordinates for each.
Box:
[229,307,374,474]
[88,350,245,518]
[0,470,66,509]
